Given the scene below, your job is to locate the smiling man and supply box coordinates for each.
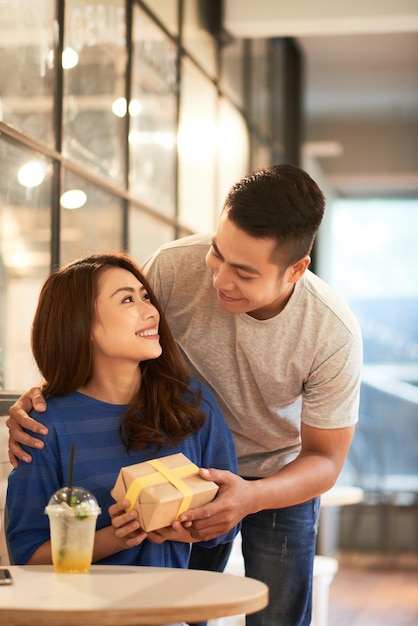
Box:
[140,164,363,626]
[7,164,362,626]
[206,212,309,319]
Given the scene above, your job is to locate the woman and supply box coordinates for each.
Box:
[6,252,238,568]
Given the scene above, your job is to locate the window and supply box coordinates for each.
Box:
[63,0,127,184]
[130,4,178,217]
[0,138,53,389]
[321,198,418,489]
[0,0,55,145]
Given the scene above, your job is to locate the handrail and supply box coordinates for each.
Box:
[0,393,21,416]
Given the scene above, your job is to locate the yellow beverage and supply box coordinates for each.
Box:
[53,556,92,573]
[45,487,101,574]
[49,513,98,573]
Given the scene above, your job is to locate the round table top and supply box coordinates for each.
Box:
[0,564,269,626]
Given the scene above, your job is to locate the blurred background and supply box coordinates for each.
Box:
[0,0,417,571]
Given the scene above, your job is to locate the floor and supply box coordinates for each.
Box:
[328,551,418,626]
[209,536,418,626]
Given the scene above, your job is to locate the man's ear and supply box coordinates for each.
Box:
[288,255,311,283]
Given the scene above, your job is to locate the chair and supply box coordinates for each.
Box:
[311,555,338,626]
[0,413,11,565]
[343,411,418,554]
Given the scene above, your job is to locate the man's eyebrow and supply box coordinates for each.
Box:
[211,240,224,260]
[211,239,261,275]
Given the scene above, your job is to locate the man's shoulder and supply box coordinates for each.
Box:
[302,270,361,334]
[159,232,213,254]
[143,233,213,276]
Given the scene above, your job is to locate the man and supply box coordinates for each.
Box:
[7,164,362,626]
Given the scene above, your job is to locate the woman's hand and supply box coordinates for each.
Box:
[147,523,195,544]
[108,499,147,549]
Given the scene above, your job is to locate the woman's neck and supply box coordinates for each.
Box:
[78,363,142,404]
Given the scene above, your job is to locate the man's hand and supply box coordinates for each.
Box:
[177,469,257,541]
[6,387,48,467]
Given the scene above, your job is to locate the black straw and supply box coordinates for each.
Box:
[68,444,75,505]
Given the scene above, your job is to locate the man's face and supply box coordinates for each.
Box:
[205,213,302,320]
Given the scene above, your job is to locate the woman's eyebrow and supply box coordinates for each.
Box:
[110,285,146,298]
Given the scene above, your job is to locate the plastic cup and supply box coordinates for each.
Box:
[45,486,101,573]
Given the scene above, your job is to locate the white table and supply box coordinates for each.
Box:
[320,485,364,508]
[312,485,364,626]
[0,564,268,626]
[318,485,364,556]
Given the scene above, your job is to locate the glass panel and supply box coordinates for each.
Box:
[250,137,272,172]
[129,210,174,266]
[182,0,217,78]
[60,169,123,265]
[130,4,178,218]
[142,0,179,36]
[220,38,245,108]
[320,198,418,490]
[249,39,271,137]
[217,97,249,209]
[178,58,218,233]
[63,0,127,185]
[0,137,52,391]
[0,0,55,145]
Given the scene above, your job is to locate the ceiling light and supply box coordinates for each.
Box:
[62,47,79,70]
[60,189,87,209]
[112,97,127,117]
[303,141,344,158]
[112,98,141,117]
[17,162,45,188]
[129,99,141,116]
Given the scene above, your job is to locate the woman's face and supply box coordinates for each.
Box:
[91,266,162,366]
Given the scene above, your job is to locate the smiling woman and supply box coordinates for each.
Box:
[86,266,163,403]
[6,251,239,571]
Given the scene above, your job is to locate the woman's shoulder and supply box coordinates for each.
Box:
[188,377,215,402]
[29,391,95,424]
[28,394,64,421]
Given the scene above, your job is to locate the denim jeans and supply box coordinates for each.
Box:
[242,499,320,626]
[188,498,320,626]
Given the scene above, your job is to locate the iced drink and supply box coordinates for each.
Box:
[45,486,101,573]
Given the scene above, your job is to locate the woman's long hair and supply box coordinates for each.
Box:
[31,252,204,450]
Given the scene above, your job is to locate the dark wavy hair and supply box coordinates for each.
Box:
[31,252,204,450]
[224,163,326,265]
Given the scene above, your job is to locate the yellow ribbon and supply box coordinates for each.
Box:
[125,458,198,519]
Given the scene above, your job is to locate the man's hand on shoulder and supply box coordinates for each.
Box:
[7,386,48,467]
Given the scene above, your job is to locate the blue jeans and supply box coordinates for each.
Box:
[188,498,320,626]
[242,499,320,626]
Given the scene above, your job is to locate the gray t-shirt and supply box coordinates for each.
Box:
[143,233,363,478]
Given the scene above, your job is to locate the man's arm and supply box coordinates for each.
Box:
[7,387,48,467]
[176,423,355,541]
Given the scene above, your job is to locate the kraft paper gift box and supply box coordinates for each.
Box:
[111,452,219,532]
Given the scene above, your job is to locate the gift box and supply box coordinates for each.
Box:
[111,453,219,532]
